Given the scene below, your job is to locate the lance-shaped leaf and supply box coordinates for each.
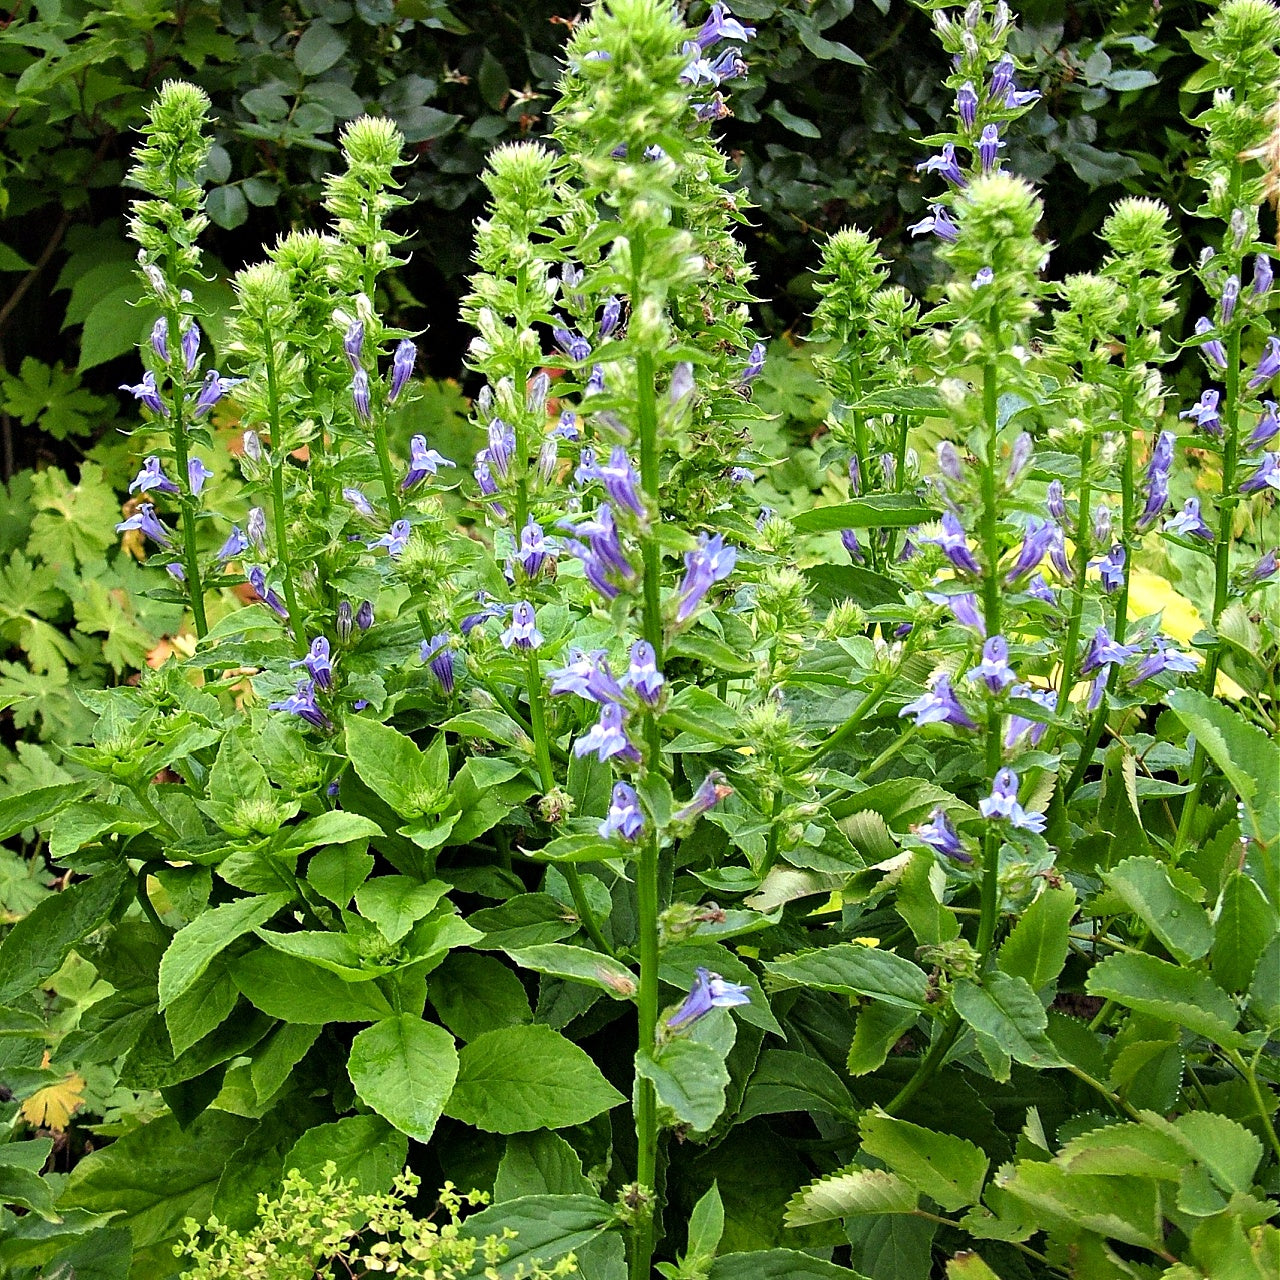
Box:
[860,1109,989,1212]
[1103,855,1212,963]
[786,1167,918,1226]
[1085,952,1241,1045]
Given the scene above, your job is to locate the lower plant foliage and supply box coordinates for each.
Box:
[1,2,1278,1279]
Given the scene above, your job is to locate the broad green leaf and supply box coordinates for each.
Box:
[345,717,446,820]
[952,973,1062,1072]
[860,1110,988,1212]
[846,1004,918,1077]
[946,1253,1002,1280]
[164,952,238,1055]
[998,885,1076,991]
[791,495,938,533]
[158,894,291,1010]
[467,893,580,950]
[294,20,347,75]
[0,781,88,842]
[737,1048,858,1122]
[427,952,533,1041]
[895,851,959,946]
[765,943,930,1010]
[1212,873,1276,993]
[0,866,128,1005]
[347,1015,459,1144]
[1085,952,1241,1044]
[355,876,450,945]
[445,1024,624,1133]
[1250,935,1280,1026]
[709,1250,871,1278]
[785,1167,918,1225]
[284,1114,408,1192]
[636,1039,730,1131]
[458,1194,615,1279]
[60,1111,252,1250]
[250,1023,322,1104]
[1057,1118,1187,1181]
[686,1182,725,1261]
[1171,1111,1262,1193]
[280,811,383,850]
[232,947,393,1023]
[1166,688,1280,848]
[307,843,374,906]
[0,1164,59,1219]
[494,1132,593,1201]
[1103,855,1212,963]
[505,943,637,999]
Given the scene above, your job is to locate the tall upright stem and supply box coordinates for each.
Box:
[163,308,208,640]
[262,319,305,655]
[1112,355,1137,644]
[1058,431,1094,709]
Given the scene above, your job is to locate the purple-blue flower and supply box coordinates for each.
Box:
[356,600,374,631]
[594,446,646,519]
[343,320,364,370]
[1137,430,1175,529]
[924,590,985,634]
[116,502,171,546]
[973,267,994,288]
[599,781,644,841]
[989,55,1015,98]
[1248,547,1278,581]
[695,3,756,49]
[979,767,1045,833]
[351,368,372,422]
[501,600,543,651]
[553,323,591,363]
[1194,317,1228,368]
[967,635,1017,693]
[344,487,375,519]
[1254,254,1273,296]
[487,418,516,481]
[1241,452,1280,493]
[248,566,288,619]
[1046,479,1065,521]
[402,434,453,488]
[247,506,268,552]
[369,519,411,558]
[150,317,169,362]
[292,636,334,690]
[574,700,640,763]
[674,532,737,623]
[673,771,732,824]
[921,512,981,575]
[1129,636,1198,685]
[914,807,970,862]
[917,143,966,187]
[1247,401,1279,451]
[129,456,179,496]
[388,339,416,403]
[1005,517,1056,583]
[977,123,1003,174]
[563,504,638,601]
[1180,389,1222,436]
[420,633,457,693]
[1004,684,1056,748]
[120,371,168,416]
[627,640,664,706]
[957,81,978,129]
[899,673,977,729]
[841,528,864,564]
[337,601,354,643]
[1220,274,1240,324]
[585,364,607,396]
[666,967,751,1030]
[1249,336,1280,388]
[742,341,766,385]
[1094,544,1127,592]
[1080,625,1139,676]
[216,526,248,563]
[192,370,240,418]
[598,297,622,340]
[1164,497,1214,540]
[908,205,959,243]
[549,648,624,704]
[269,678,331,730]
[513,517,552,580]
[188,458,213,496]
[181,321,200,373]
[1026,573,1056,605]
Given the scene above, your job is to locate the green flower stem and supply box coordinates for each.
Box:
[854,723,916,783]
[885,412,910,564]
[1058,431,1093,711]
[163,308,209,640]
[371,406,403,523]
[884,1013,961,1116]
[135,859,173,939]
[847,364,880,573]
[1112,353,1137,644]
[1175,329,1244,856]
[1226,1046,1280,1163]
[803,667,897,767]
[262,319,306,656]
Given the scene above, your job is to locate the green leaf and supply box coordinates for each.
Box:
[355,876,450,945]
[158,893,291,1010]
[895,851,959,946]
[468,893,579,949]
[0,780,87,841]
[427,951,533,1041]
[636,1039,730,1131]
[505,943,637,999]
[1103,855,1212,963]
[952,972,1062,1073]
[786,1167,918,1225]
[59,1111,252,1251]
[1166,688,1280,848]
[860,1110,988,1212]
[1212,872,1276,993]
[307,843,374,906]
[445,1024,625,1133]
[347,1014,459,1144]
[0,865,128,1005]
[737,1048,858,1122]
[686,1182,725,1261]
[458,1195,615,1279]
[164,952,238,1055]
[295,20,348,75]
[250,1023,322,1103]
[765,943,930,1009]
[998,884,1077,991]
[495,1132,593,1200]
[232,947,394,1022]
[709,1250,871,1279]
[281,810,384,851]
[846,1004,918,1077]
[28,464,117,567]
[284,1114,408,1191]
[1250,935,1280,1026]
[1085,952,1241,1044]
[345,717,446,819]
[790,496,939,534]
[764,99,820,138]
[0,1163,59,1219]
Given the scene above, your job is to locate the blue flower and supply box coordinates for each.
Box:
[368,519,411,558]
[563,504,638,601]
[627,640,664,706]
[1092,544,1127,592]
[666,967,751,1030]
[248,566,289,619]
[979,767,1045,833]
[487,418,516,480]
[1129,636,1198,685]
[1249,336,1280,388]
[1163,498,1214,541]
[356,600,375,630]
[1137,430,1175,529]
[1005,685,1056,748]
[402,434,454,488]
[594,446,646,519]
[966,635,1017,693]
[1179,389,1221,436]
[129,456,179,496]
[1005,517,1056,583]
[921,511,981,575]
[599,297,622,339]
[1220,274,1240,324]
[191,370,241,418]
[1253,254,1272,296]
[914,807,970,862]
[247,506,268,552]
[574,700,640,764]
[1047,479,1066,521]
[1080,626,1139,676]
[269,678,331,730]
[388,339,416,403]
[1241,452,1280,493]
[1246,401,1279,451]
[841,528,864,564]
[337,601,354,643]
[674,532,737,623]
[1248,548,1278,581]
[599,781,644,841]
[899,673,977,729]
[917,142,966,187]
[957,80,978,129]
[216,526,249,563]
[120,371,168,416]
[695,3,756,49]
[552,322,591,363]
[150,317,169,362]
[292,636,335,690]
[924,590,985,634]
[908,204,959,243]
[549,648,624,703]
[977,123,1003,174]
[742,341,766,385]
[501,600,543,651]
[344,487,375,519]
[351,368,372,422]
[516,517,554,579]
[673,771,732,824]
[1193,317,1228,369]
[188,457,213,496]
[181,321,201,373]
[420,633,457,693]
[343,320,364,370]
[116,502,171,546]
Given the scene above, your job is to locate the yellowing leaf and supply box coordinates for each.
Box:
[21,1069,86,1130]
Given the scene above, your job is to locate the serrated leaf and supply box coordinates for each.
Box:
[458,1195,614,1279]
[19,1069,86,1130]
[1104,855,1212,963]
[1212,872,1276,993]
[636,1038,730,1131]
[285,1114,407,1191]
[355,876,450,945]
[347,1014,458,1144]
[232,947,393,1023]
[860,1110,988,1212]
[998,884,1076,991]
[786,1167,918,1226]
[1085,952,1240,1044]
[27,464,117,567]
[766,943,931,1009]
[428,952,533,1041]
[952,972,1062,1070]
